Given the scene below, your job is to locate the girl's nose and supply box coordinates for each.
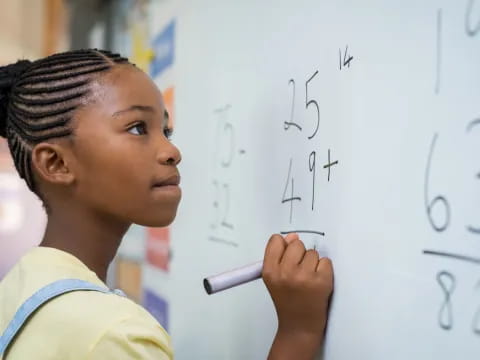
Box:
[157,139,182,166]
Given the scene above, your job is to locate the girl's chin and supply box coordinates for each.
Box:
[136,213,178,228]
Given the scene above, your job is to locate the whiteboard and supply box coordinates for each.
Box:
[142,1,480,359]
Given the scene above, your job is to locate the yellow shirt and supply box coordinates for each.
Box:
[0,246,173,359]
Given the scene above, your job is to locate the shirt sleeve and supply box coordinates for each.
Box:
[87,316,173,360]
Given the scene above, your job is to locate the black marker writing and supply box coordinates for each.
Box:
[466,118,480,234]
[285,79,302,131]
[221,183,234,230]
[282,158,302,223]
[221,122,234,168]
[437,271,455,330]
[280,229,325,236]
[466,0,480,37]
[472,280,480,335]
[211,180,220,230]
[424,250,480,265]
[424,133,450,232]
[339,45,353,70]
[210,104,239,247]
[435,9,442,94]
[305,70,320,140]
[208,236,238,247]
[323,149,339,182]
[309,151,316,210]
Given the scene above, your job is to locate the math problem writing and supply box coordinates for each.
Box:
[280,49,345,245]
[423,119,480,334]
[421,4,480,342]
[152,0,480,360]
[204,50,348,296]
[208,104,245,247]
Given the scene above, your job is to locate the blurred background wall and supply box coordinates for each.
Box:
[0,0,118,277]
[0,0,157,300]
[0,0,70,278]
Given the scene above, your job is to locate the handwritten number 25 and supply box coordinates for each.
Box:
[285,71,320,140]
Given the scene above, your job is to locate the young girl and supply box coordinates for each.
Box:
[0,49,333,360]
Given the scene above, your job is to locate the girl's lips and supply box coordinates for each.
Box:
[152,184,180,190]
[151,184,181,197]
[151,174,181,188]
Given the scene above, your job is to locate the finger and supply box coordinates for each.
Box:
[280,239,306,267]
[284,232,299,244]
[316,257,334,280]
[263,234,287,270]
[300,249,320,270]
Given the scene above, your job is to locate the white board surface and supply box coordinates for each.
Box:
[143,1,480,359]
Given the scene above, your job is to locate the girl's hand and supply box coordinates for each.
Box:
[262,233,333,360]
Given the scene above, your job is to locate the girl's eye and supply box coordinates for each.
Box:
[128,122,147,135]
[164,127,173,140]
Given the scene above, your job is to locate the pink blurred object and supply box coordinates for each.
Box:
[0,140,45,279]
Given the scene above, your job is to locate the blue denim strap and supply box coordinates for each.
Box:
[0,278,126,357]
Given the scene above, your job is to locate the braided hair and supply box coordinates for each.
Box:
[0,49,130,201]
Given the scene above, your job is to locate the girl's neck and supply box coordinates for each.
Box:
[39,206,130,282]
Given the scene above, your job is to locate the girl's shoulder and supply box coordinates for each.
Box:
[0,246,172,359]
[4,288,172,359]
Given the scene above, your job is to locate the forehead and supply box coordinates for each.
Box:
[87,65,165,114]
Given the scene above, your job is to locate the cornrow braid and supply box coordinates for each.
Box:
[0,49,130,197]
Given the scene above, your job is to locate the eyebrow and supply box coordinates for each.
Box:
[112,105,155,117]
[112,105,170,126]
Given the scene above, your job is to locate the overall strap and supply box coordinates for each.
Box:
[0,278,126,357]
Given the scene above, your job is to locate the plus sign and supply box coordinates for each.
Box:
[323,149,338,182]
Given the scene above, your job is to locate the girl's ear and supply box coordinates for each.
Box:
[31,142,75,186]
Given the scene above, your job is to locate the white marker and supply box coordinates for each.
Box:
[203,260,263,295]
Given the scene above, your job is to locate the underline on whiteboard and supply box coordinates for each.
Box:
[280,230,325,236]
[423,249,480,265]
[208,236,239,247]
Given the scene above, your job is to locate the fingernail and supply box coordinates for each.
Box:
[285,233,298,241]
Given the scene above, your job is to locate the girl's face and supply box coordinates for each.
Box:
[65,65,182,227]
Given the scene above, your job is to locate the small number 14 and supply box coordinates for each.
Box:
[339,45,353,70]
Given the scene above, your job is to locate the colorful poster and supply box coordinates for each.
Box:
[117,223,146,261]
[115,257,142,303]
[162,86,175,127]
[150,20,175,78]
[131,21,154,72]
[144,288,169,331]
[146,227,170,272]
